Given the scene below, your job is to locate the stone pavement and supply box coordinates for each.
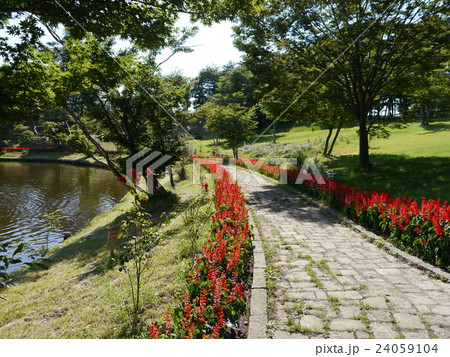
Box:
[231,168,450,339]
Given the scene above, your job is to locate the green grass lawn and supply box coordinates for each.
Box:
[0,165,215,338]
[190,118,450,201]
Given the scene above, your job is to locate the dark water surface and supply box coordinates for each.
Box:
[0,161,128,270]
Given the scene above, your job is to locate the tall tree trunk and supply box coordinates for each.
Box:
[323,126,333,156]
[358,116,371,168]
[273,122,277,144]
[327,120,343,156]
[168,165,175,187]
[232,147,238,159]
[420,106,430,125]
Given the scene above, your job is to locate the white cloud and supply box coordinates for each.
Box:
[157,20,243,78]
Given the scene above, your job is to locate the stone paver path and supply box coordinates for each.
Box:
[232,168,450,339]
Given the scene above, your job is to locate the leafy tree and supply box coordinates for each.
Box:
[51,37,191,192]
[0,45,58,123]
[190,66,222,108]
[410,61,450,124]
[192,64,265,145]
[235,0,449,168]
[213,65,267,126]
[9,109,74,147]
[257,72,351,155]
[1,36,191,194]
[0,1,258,49]
[198,102,257,158]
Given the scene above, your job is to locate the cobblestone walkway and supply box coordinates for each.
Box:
[232,168,450,339]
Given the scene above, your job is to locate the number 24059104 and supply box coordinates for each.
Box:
[376,344,438,354]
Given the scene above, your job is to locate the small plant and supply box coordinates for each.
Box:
[305,260,323,289]
[42,209,68,254]
[266,320,277,338]
[222,154,230,165]
[354,309,370,332]
[317,259,334,277]
[295,303,305,315]
[109,182,160,324]
[0,242,24,288]
[177,158,190,180]
[1,241,51,289]
[116,194,160,321]
[265,263,280,290]
[181,192,212,258]
[328,295,340,314]
[352,284,367,291]
[359,303,375,310]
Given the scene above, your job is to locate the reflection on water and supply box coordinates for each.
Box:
[0,161,128,270]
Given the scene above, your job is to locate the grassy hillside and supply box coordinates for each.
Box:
[191,118,450,201]
[0,166,214,338]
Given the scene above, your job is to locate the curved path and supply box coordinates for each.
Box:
[231,168,450,339]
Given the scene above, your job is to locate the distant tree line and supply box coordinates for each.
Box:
[0,0,448,170]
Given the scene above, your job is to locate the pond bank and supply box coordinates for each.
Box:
[0,160,129,270]
[0,151,108,169]
[0,166,214,338]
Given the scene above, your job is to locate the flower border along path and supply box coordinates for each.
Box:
[148,158,256,338]
[230,166,450,339]
[235,158,450,272]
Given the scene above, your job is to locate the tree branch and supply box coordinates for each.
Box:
[66,108,121,177]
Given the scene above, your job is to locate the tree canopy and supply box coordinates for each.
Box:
[199,101,257,158]
[0,0,260,49]
[235,0,449,167]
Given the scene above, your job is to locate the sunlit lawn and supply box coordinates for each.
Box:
[190,118,450,201]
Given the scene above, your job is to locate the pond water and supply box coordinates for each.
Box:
[0,161,128,270]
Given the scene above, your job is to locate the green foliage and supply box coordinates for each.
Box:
[1,35,192,180]
[181,193,213,258]
[0,46,58,124]
[113,195,160,319]
[240,142,317,165]
[235,0,449,167]
[409,60,450,123]
[0,242,24,288]
[0,1,257,49]
[190,66,222,108]
[199,102,257,158]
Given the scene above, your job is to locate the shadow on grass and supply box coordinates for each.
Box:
[417,121,450,134]
[250,122,301,145]
[13,192,179,285]
[332,154,450,201]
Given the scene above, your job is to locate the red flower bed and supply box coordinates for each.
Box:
[236,158,449,268]
[149,158,253,338]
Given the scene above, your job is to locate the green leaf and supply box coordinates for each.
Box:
[13,243,25,256]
